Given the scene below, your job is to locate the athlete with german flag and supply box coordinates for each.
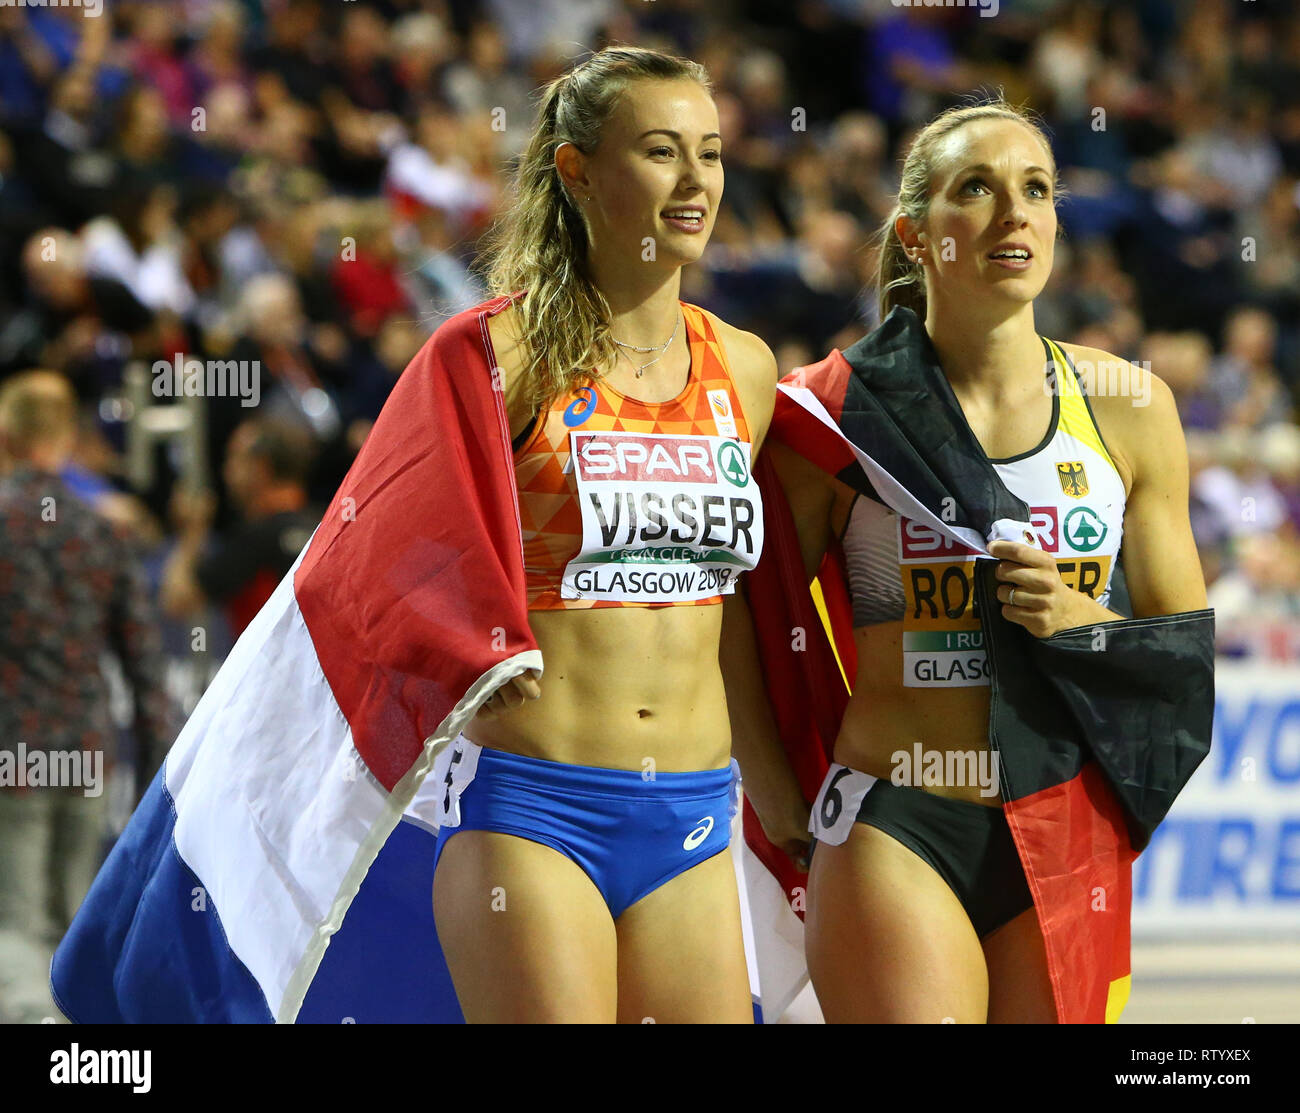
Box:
[725,98,1214,1022]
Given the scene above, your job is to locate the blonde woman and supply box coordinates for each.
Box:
[429,46,806,1023]
[754,99,1207,1022]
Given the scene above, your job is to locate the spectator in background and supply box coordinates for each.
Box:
[823,112,898,231]
[176,182,248,332]
[0,370,175,1023]
[706,208,871,355]
[259,199,343,328]
[230,272,345,441]
[81,184,197,321]
[482,0,613,68]
[442,20,534,159]
[864,6,974,133]
[27,65,118,229]
[112,83,182,192]
[1238,176,1300,384]
[1030,1,1104,123]
[329,201,416,340]
[1259,420,1300,534]
[398,205,488,326]
[1128,134,1239,334]
[1144,329,1218,430]
[1209,530,1300,659]
[1189,94,1282,213]
[248,0,330,108]
[161,417,322,639]
[390,10,455,119]
[340,314,427,450]
[1184,427,1231,589]
[314,7,405,194]
[180,79,254,184]
[0,227,148,394]
[126,2,195,130]
[1208,307,1293,430]
[1193,425,1291,543]
[0,6,80,127]
[384,102,498,241]
[185,0,254,108]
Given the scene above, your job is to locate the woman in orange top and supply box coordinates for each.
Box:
[429,46,809,1022]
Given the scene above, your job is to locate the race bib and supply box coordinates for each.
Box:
[561,430,764,602]
[898,515,993,688]
[809,763,877,846]
[899,507,1112,686]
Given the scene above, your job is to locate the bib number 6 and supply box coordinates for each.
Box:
[819,766,854,829]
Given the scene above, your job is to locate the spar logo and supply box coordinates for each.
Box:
[574,432,717,483]
[1063,505,1107,552]
[900,505,1060,558]
[717,441,749,487]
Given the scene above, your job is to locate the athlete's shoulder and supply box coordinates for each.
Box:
[688,303,778,384]
[470,293,532,425]
[432,291,520,338]
[692,307,779,450]
[1052,339,1180,492]
[1051,340,1176,419]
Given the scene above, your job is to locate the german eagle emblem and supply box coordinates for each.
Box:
[1056,460,1089,498]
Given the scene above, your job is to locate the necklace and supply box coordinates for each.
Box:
[612,311,680,377]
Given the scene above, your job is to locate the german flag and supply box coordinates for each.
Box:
[741,307,1215,1023]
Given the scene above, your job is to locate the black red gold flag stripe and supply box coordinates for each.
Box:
[742,307,1214,1023]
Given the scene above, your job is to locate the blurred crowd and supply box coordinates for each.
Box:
[2,0,1299,743]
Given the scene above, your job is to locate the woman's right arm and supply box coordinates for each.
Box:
[721,440,838,863]
[765,441,838,581]
[492,309,538,443]
[477,311,542,719]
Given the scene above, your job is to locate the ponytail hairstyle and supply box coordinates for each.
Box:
[875,95,1063,320]
[475,46,713,412]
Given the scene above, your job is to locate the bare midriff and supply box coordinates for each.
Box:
[462,603,732,774]
[833,620,1002,807]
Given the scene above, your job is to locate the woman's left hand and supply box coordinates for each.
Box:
[987,539,1093,639]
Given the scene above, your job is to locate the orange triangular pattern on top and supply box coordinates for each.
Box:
[513,300,751,610]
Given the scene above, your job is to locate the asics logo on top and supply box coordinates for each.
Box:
[563,387,598,428]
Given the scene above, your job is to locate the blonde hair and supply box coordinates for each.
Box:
[0,369,77,457]
[876,96,1062,319]
[474,45,712,412]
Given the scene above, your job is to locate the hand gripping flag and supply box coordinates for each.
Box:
[737,306,1215,1023]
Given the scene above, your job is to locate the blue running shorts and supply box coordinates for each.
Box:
[431,736,740,920]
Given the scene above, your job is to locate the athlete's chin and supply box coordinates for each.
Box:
[657,235,710,263]
[979,273,1050,303]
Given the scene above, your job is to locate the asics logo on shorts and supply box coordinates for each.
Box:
[683,815,715,850]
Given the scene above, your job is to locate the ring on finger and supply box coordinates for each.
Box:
[1008,587,1018,607]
